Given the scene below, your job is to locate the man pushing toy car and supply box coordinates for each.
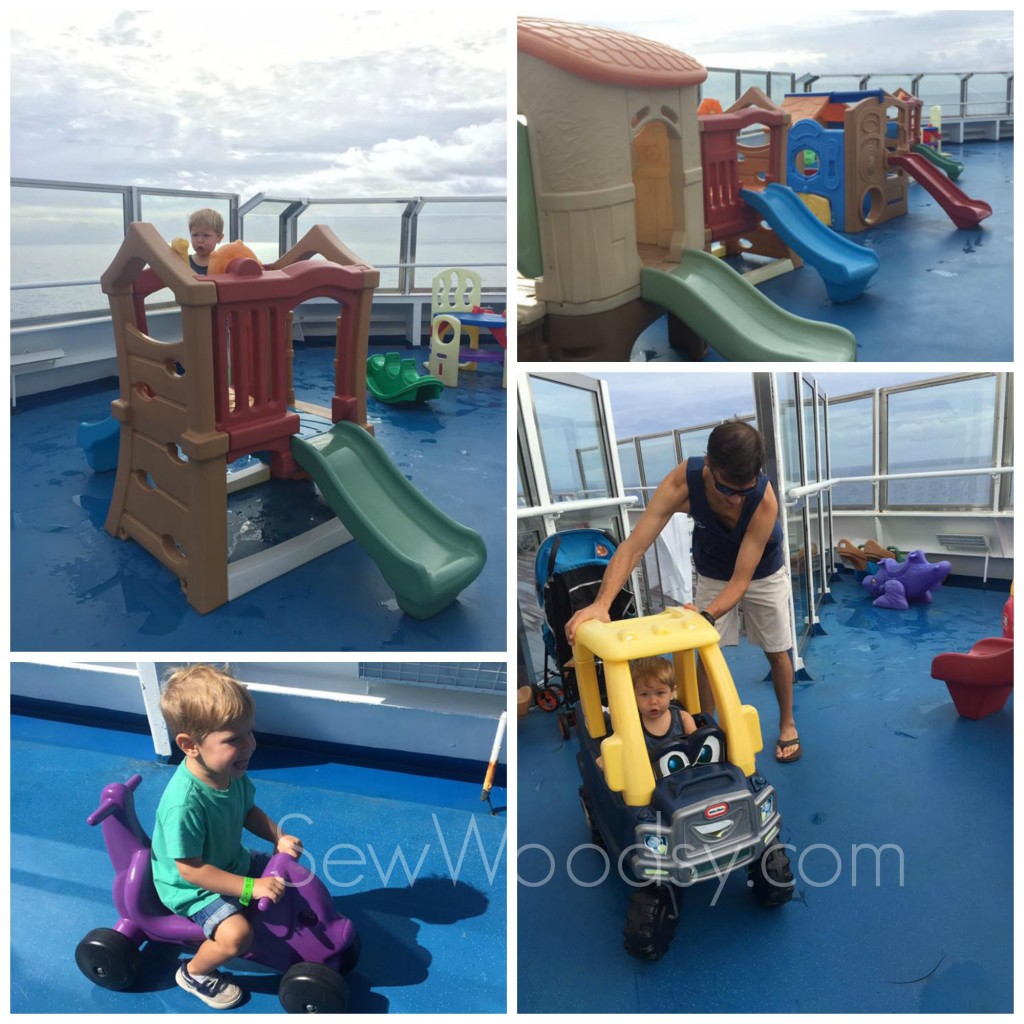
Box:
[566,420,802,764]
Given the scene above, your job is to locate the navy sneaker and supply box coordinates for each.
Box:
[176,963,243,1009]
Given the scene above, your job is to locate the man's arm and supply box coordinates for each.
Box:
[565,465,690,645]
[702,483,780,621]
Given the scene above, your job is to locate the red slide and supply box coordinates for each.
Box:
[888,152,993,229]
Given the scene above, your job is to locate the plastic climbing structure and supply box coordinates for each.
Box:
[100,223,485,617]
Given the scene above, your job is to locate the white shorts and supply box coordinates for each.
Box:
[695,565,793,653]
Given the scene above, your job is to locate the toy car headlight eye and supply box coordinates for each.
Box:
[644,833,669,856]
[695,736,722,764]
[759,793,775,823]
[657,750,691,777]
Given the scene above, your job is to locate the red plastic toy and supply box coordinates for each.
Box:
[930,637,1013,719]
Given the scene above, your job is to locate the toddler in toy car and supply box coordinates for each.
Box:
[151,665,303,1009]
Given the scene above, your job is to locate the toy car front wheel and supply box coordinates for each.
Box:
[623,884,679,961]
[748,842,795,907]
[74,927,142,991]
[278,961,350,1013]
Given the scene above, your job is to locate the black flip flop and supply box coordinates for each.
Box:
[776,736,802,763]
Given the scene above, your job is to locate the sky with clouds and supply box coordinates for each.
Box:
[595,371,975,439]
[528,8,1013,74]
[10,9,507,197]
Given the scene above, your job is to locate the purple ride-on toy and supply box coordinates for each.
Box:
[75,774,360,1013]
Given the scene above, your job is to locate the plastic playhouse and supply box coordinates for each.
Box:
[99,223,485,618]
[76,774,358,1012]
[517,17,994,362]
[782,89,991,232]
[517,17,858,362]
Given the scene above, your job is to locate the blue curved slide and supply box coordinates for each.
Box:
[740,183,879,303]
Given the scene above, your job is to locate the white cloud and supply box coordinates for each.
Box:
[10,9,507,197]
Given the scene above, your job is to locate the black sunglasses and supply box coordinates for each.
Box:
[708,463,760,498]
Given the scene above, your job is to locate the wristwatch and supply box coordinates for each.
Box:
[699,609,716,626]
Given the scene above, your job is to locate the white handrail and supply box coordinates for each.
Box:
[516,495,639,519]
[786,465,1013,503]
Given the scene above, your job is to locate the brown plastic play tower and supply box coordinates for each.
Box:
[100,223,379,613]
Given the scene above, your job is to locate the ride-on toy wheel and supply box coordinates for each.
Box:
[74,927,143,991]
[338,933,362,974]
[278,961,351,1014]
[578,786,604,849]
[623,884,679,961]
[747,842,795,907]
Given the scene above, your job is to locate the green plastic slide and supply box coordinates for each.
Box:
[367,352,443,403]
[911,142,963,182]
[291,421,486,618]
[640,250,857,362]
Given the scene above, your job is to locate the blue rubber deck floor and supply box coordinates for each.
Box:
[11,712,507,1014]
[10,341,506,653]
[517,574,1012,1013]
[633,140,1013,362]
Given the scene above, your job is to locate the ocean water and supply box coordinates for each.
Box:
[11,214,506,320]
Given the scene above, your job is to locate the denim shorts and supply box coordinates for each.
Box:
[190,851,271,939]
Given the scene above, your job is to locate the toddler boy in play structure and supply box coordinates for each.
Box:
[150,665,303,1010]
[187,208,224,275]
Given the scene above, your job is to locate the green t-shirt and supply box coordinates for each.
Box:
[150,760,256,918]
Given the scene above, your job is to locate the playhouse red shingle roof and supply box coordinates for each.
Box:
[518,17,707,88]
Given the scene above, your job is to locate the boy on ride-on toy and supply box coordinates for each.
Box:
[151,666,303,1009]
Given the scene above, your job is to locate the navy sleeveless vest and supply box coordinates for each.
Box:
[686,456,784,581]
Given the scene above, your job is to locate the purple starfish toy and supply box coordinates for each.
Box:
[862,549,952,610]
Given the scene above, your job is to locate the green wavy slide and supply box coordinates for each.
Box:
[640,249,857,361]
[291,421,486,618]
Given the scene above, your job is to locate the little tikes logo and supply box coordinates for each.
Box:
[705,802,729,820]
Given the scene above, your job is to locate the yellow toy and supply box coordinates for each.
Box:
[170,237,190,264]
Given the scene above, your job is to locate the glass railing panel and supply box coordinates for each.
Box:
[806,75,862,93]
[677,425,715,461]
[769,73,795,104]
[617,440,644,508]
[11,184,124,320]
[829,395,874,507]
[965,73,1010,116]
[637,432,678,496]
[531,377,612,504]
[916,73,964,118]
[416,199,506,292]
[885,377,997,508]
[295,203,407,290]
[740,72,769,96]
[865,75,917,99]
[138,194,233,252]
[240,200,294,265]
[703,69,738,107]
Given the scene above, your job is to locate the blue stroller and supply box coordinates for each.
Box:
[533,529,636,736]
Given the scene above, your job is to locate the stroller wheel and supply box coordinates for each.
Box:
[535,685,562,712]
